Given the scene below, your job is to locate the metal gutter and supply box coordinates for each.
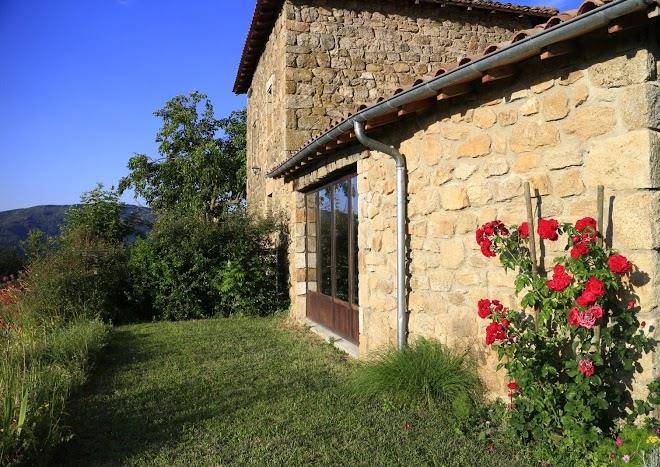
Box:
[354,121,408,350]
[267,0,654,179]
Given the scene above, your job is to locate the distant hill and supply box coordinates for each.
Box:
[0,205,155,252]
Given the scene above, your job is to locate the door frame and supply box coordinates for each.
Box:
[304,171,359,344]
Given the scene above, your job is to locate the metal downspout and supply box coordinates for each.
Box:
[353,121,408,350]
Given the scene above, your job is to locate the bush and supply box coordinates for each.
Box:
[0,311,107,465]
[350,338,483,418]
[128,210,288,320]
[474,216,657,465]
[24,227,130,323]
[0,247,22,278]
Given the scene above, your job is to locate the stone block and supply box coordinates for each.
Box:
[584,130,659,190]
[531,79,554,94]
[562,105,615,141]
[612,191,660,250]
[457,134,491,158]
[440,185,470,210]
[541,89,569,121]
[497,109,518,127]
[619,83,660,131]
[550,168,584,198]
[588,49,654,88]
[510,121,560,153]
[428,211,457,237]
[543,148,583,170]
[485,158,509,177]
[520,97,539,116]
[570,83,589,107]
[454,162,478,180]
[473,108,497,129]
[467,181,494,206]
[512,152,541,173]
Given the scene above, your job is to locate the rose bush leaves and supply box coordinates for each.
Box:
[474,216,657,462]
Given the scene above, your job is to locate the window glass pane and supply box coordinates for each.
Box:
[351,176,359,305]
[305,192,317,292]
[318,188,332,296]
[335,180,350,302]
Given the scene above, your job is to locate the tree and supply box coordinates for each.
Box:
[119,92,246,219]
[63,184,132,244]
[0,247,22,277]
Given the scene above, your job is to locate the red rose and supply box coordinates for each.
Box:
[476,221,509,258]
[492,300,504,312]
[575,217,597,233]
[568,307,581,326]
[480,238,496,257]
[546,264,573,292]
[485,322,507,345]
[478,299,492,319]
[627,300,636,309]
[608,254,632,274]
[537,218,559,241]
[519,222,529,239]
[577,291,597,307]
[577,309,597,329]
[584,276,605,297]
[501,318,510,328]
[570,242,589,259]
[578,358,595,377]
[588,305,603,319]
[507,381,518,391]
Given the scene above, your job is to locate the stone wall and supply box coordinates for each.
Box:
[247,0,535,215]
[246,9,289,218]
[246,0,536,324]
[283,0,534,153]
[294,29,659,398]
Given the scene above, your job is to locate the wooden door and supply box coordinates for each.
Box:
[305,174,359,344]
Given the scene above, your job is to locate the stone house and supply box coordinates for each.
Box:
[235,0,659,396]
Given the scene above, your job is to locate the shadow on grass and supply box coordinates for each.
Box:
[51,320,342,466]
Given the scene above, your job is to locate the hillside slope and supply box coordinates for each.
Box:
[0,205,154,251]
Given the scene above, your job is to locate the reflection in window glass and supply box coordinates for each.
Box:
[318,188,332,296]
[305,192,317,293]
[351,177,359,305]
[335,180,350,302]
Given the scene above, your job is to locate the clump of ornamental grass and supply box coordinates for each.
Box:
[350,338,483,418]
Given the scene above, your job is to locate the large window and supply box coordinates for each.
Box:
[307,174,359,306]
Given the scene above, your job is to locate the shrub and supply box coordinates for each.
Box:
[127,210,288,320]
[24,227,130,323]
[0,312,107,465]
[474,216,657,464]
[0,248,22,278]
[350,338,483,418]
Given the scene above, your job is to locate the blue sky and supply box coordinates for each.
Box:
[0,0,576,211]
[0,0,251,210]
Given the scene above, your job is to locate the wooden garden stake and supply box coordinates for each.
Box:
[524,182,538,276]
[593,185,605,352]
[524,182,539,325]
[596,185,604,247]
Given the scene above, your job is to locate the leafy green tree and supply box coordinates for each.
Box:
[119,92,246,219]
[0,247,22,277]
[63,184,132,244]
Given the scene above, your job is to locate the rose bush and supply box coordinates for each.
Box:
[474,216,658,463]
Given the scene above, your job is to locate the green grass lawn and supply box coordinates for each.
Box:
[53,315,532,466]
